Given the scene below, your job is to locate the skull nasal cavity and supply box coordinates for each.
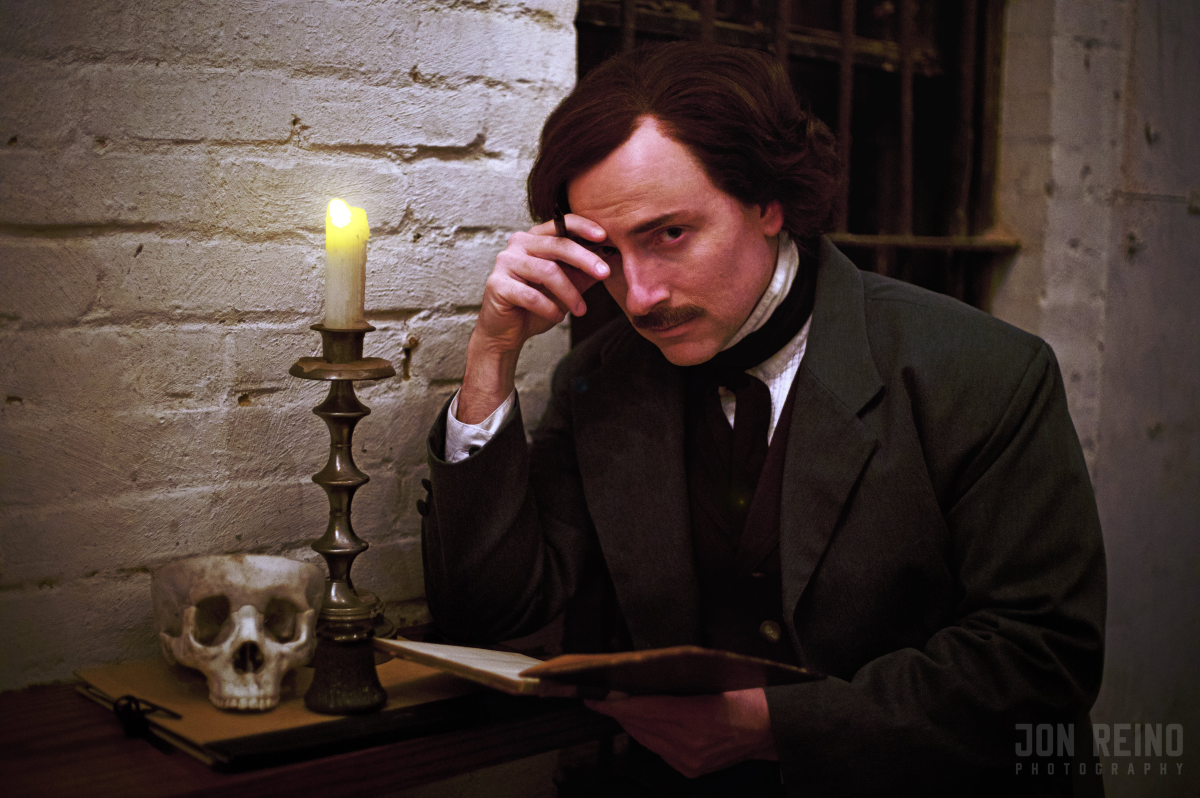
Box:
[234,641,265,673]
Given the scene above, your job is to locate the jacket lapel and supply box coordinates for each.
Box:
[779,239,884,657]
[572,328,702,649]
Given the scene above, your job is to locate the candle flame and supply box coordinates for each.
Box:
[328,199,352,228]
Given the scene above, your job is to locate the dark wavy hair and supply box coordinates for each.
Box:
[527,42,843,242]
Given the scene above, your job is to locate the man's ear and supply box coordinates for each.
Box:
[760,200,784,237]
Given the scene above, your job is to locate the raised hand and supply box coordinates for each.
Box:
[458,214,610,424]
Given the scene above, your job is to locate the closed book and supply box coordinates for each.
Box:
[75,657,494,771]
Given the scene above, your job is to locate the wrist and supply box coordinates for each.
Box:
[458,333,521,424]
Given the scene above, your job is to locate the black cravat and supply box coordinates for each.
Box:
[687,240,818,537]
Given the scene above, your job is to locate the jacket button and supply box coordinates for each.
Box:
[416,499,429,516]
[759,620,782,644]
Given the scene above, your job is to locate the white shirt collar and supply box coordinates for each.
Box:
[722,232,799,351]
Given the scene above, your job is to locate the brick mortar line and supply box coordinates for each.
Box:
[26,307,478,325]
[2,138,529,164]
[0,52,574,91]
[0,310,478,334]
[0,475,368,512]
[0,539,426,597]
[0,224,518,244]
[412,0,567,26]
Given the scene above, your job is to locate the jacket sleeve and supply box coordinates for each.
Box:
[767,342,1107,794]
[421,368,600,644]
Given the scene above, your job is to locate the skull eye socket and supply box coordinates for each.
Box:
[193,594,232,645]
[263,597,300,642]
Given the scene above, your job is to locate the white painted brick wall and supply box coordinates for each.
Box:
[0,0,578,690]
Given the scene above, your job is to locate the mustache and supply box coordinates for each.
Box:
[632,304,704,332]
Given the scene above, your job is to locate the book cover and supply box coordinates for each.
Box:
[75,657,485,771]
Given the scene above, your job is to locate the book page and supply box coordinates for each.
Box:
[374,639,545,696]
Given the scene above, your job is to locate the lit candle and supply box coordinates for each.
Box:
[323,198,370,329]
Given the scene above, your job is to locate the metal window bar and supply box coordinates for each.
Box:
[776,0,791,67]
[699,0,716,42]
[621,0,637,51]
[948,0,979,237]
[573,0,1019,325]
[836,0,856,232]
[580,2,943,74]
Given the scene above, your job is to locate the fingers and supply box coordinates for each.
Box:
[509,230,610,283]
[533,212,608,248]
[582,701,677,752]
[581,693,771,778]
[581,690,628,709]
[601,716,711,779]
[495,248,589,316]
[485,269,569,324]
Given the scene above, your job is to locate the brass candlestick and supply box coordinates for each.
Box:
[290,323,395,714]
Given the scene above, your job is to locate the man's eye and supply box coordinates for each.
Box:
[597,245,620,260]
[659,227,685,243]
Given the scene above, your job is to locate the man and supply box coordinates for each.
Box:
[419,43,1106,796]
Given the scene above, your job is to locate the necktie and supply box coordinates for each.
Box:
[709,371,772,520]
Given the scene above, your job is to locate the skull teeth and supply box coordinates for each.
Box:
[211,694,279,711]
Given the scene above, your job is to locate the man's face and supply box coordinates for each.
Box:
[567,117,783,366]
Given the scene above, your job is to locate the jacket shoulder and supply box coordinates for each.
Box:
[859,271,1046,382]
[857,272,1068,508]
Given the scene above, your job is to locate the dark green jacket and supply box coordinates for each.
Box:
[422,239,1106,796]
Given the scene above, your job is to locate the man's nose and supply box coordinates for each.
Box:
[620,255,670,316]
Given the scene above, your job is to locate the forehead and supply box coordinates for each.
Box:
[566,117,729,230]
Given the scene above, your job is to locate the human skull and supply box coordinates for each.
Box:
[152,554,324,711]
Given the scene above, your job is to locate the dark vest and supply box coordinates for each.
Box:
[687,375,801,665]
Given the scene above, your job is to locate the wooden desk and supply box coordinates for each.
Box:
[0,681,618,797]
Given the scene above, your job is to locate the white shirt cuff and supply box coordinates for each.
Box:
[444,389,517,463]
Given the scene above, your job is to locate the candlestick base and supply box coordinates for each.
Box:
[304,620,388,715]
[291,323,395,715]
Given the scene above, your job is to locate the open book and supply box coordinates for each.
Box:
[374,638,823,698]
